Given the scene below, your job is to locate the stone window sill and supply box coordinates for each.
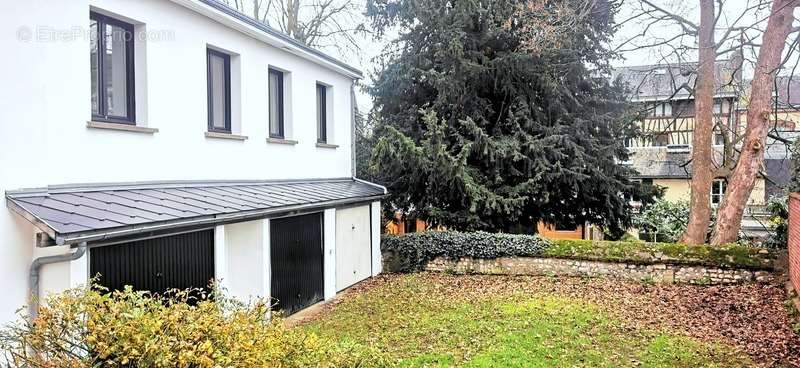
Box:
[87,121,158,134]
[205,131,248,141]
[267,137,298,145]
[316,142,339,149]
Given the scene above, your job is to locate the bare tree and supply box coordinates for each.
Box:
[681,0,717,244]
[617,0,800,245]
[711,0,800,244]
[219,0,367,58]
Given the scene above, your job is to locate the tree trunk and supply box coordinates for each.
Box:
[679,0,716,244]
[286,0,301,39]
[710,0,799,245]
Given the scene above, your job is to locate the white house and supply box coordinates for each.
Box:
[0,0,384,324]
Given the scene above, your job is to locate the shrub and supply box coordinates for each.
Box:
[633,199,690,243]
[0,285,385,368]
[764,195,788,249]
[381,231,550,272]
[382,231,774,272]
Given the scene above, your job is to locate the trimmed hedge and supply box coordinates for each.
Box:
[382,231,549,272]
[381,231,775,272]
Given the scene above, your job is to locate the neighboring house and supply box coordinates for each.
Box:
[0,0,385,324]
[613,60,799,238]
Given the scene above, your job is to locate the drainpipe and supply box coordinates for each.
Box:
[29,242,87,321]
[350,82,358,178]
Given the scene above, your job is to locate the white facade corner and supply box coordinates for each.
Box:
[370,201,383,276]
[214,225,228,288]
[323,208,337,300]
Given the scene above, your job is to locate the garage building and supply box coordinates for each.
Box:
[7,178,384,315]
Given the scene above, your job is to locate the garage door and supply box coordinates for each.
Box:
[336,205,372,291]
[90,230,215,295]
[270,213,324,315]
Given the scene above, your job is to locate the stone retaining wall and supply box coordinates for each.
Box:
[424,256,773,285]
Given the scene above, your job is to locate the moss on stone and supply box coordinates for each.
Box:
[544,239,774,270]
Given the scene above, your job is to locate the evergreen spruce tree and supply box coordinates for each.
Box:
[366,0,649,233]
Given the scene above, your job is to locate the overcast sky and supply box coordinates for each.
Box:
[332,0,791,111]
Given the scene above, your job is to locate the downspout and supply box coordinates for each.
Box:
[350,82,358,177]
[29,242,87,321]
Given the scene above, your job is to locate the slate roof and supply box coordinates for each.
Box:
[627,149,692,179]
[6,178,385,245]
[741,75,800,109]
[612,60,739,101]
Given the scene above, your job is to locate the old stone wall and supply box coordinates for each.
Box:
[423,256,772,285]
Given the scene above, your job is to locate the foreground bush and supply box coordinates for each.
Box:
[382,231,774,272]
[0,286,384,367]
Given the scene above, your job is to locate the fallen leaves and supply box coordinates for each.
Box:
[305,273,800,367]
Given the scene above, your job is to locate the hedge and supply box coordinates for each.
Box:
[381,231,775,272]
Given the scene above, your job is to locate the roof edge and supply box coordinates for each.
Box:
[171,0,363,79]
[5,177,360,198]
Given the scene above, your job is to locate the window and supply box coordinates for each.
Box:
[647,102,672,117]
[269,69,285,138]
[206,49,231,133]
[316,84,327,143]
[624,137,634,148]
[661,102,672,117]
[713,131,725,146]
[90,12,135,124]
[711,179,727,205]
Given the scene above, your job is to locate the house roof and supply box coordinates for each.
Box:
[627,149,692,179]
[172,0,363,79]
[740,75,800,109]
[612,60,739,102]
[6,178,385,245]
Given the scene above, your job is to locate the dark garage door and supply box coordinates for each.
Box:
[270,213,324,315]
[90,230,215,295]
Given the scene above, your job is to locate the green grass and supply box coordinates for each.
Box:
[303,274,751,367]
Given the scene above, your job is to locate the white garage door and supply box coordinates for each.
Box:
[335,205,372,291]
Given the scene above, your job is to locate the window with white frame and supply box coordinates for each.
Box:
[713,100,722,114]
[648,102,672,117]
[711,178,727,205]
[713,131,725,146]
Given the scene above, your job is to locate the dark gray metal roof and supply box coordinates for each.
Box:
[6,178,385,245]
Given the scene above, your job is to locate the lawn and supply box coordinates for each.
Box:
[300,273,799,367]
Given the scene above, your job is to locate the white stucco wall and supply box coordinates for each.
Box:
[323,209,337,300]
[371,201,382,276]
[0,0,358,325]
